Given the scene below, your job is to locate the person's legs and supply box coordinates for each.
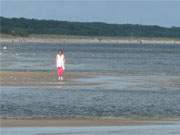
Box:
[57,67,61,80]
[57,67,64,81]
[60,67,64,80]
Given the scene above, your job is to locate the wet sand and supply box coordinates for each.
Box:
[1,71,180,128]
[1,71,180,88]
[1,118,178,127]
[0,71,103,86]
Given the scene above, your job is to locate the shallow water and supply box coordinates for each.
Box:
[0,43,180,118]
[1,123,180,135]
[1,43,180,74]
[1,85,180,118]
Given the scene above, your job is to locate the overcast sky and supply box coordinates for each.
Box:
[1,0,180,27]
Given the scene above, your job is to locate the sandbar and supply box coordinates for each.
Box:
[0,71,109,86]
[1,34,180,45]
[1,117,178,127]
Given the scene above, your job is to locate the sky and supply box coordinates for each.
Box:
[1,0,180,27]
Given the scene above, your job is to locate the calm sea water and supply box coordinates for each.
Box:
[1,43,180,74]
[2,123,180,135]
[0,43,180,118]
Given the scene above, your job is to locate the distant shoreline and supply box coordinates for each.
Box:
[1,34,180,45]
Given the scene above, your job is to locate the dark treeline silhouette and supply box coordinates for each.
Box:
[1,17,180,38]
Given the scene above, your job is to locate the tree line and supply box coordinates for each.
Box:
[0,17,180,38]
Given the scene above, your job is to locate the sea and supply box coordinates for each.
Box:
[0,43,180,135]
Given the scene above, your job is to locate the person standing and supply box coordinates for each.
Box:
[56,49,65,80]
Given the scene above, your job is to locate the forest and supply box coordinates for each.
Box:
[1,17,180,38]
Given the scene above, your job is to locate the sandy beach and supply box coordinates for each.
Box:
[1,34,180,44]
[0,71,111,86]
[1,40,180,133]
[1,71,180,127]
[1,117,179,127]
[1,2,180,134]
